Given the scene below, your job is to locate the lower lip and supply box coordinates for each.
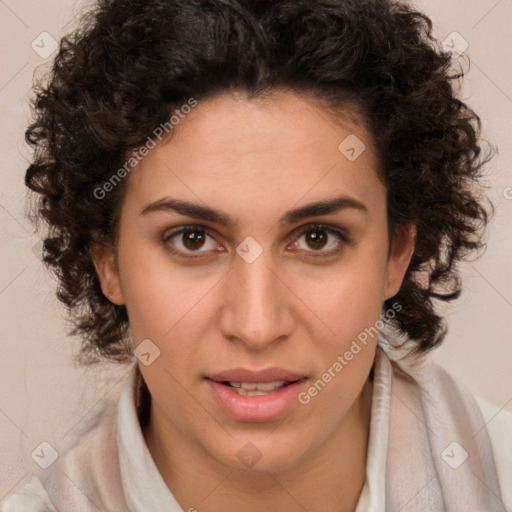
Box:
[206,379,307,422]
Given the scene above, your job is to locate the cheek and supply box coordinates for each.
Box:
[116,236,207,337]
[307,250,388,340]
[332,270,386,332]
[309,284,382,393]
[297,248,388,398]
[302,272,382,412]
[118,264,175,337]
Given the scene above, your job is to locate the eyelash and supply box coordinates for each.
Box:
[162,223,350,260]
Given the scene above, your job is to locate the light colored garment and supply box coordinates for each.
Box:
[2,345,511,511]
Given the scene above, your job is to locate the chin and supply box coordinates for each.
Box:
[209,435,309,474]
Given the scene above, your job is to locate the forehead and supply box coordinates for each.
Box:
[122,90,385,227]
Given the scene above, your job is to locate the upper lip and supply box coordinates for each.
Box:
[207,367,307,383]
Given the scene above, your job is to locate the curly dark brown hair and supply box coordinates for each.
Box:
[25,0,493,365]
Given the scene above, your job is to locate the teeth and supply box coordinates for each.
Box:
[229,380,286,390]
[228,380,287,395]
[233,389,274,396]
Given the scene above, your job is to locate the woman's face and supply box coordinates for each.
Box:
[94,90,414,473]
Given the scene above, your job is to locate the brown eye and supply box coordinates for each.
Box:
[163,226,222,257]
[292,223,348,256]
[303,229,328,250]
[182,230,206,250]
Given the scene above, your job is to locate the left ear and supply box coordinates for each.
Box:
[384,223,416,300]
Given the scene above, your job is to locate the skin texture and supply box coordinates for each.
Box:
[93,90,415,512]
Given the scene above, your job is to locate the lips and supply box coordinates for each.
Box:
[208,367,306,384]
[205,367,308,422]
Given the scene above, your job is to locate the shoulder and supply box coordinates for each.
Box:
[424,360,512,507]
[1,400,121,511]
[474,395,512,508]
[388,349,512,507]
[0,476,57,512]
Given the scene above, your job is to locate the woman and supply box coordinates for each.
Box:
[2,0,510,510]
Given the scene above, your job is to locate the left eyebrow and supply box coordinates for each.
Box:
[279,195,368,225]
[140,194,368,227]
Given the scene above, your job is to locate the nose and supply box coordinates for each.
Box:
[219,247,295,351]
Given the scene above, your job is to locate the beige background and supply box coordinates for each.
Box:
[1,0,511,499]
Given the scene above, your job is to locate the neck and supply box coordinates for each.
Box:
[143,377,373,512]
